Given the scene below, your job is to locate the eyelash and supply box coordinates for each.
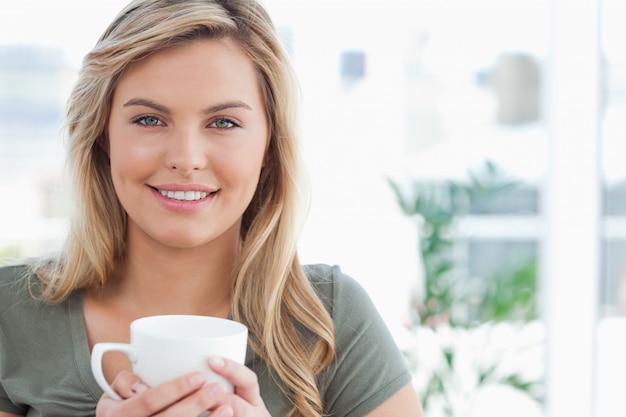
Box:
[209,117,240,129]
[131,115,241,129]
[132,115,163,127]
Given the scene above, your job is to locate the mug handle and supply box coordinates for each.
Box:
[91,342,138,400]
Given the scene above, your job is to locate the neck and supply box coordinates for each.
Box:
[99,230,239,319]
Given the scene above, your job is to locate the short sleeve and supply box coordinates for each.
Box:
[0,382,26,415]
[308,265,412,417]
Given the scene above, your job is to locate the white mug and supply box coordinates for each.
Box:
[91,315,248,400]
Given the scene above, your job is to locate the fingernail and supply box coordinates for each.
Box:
[131,382,149,394]
[209,357,225,368]
[190,372,206,387]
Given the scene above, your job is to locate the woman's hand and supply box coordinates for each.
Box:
[95,358,270,417]
[205,357,271,417]
[95,370,228,417]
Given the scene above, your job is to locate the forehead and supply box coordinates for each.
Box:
[113,37,263,107]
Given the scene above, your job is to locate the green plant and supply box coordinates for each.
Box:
[388,160,527,327]
[407,322,544,417]
[388,160,543,415]
[477,259,538,323]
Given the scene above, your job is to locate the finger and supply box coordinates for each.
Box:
[208,357,264,407]
[127,372,208,415]
[210,405,234,417]
[208,392,268,417]
[110,370,148,399]
[131,381,150,396]
[157,383,229,417]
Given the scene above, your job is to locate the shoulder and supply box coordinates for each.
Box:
[303,263,372,318]
[0,261,75,344]
[302,263,384,333]
[0,262,50,321]
[0,263,30,283]
[303,264,413,416]
[0,263,34,305]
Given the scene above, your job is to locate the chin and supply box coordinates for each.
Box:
[149,231,209,249]
[164,238,212,250]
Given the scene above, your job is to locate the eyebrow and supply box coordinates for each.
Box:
[122,98,253,114]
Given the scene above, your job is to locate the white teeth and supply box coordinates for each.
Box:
[159,190,209,201]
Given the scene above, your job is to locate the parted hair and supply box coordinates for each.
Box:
[30,1,335,415]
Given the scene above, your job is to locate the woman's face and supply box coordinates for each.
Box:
[107,38,269,250]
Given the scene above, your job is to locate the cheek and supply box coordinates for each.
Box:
[218,157,263,189]
[109,146,136,182]
[108,123,161,174]
[216,152,266,200]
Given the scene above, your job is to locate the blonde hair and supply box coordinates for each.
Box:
[31,1,335,415]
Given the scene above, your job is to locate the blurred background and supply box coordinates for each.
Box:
[0,1,624,416]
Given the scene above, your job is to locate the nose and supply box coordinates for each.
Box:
[166,127,207,175]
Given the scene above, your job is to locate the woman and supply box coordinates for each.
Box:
[0,1,423,416]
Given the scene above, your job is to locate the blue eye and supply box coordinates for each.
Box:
[211,118,238,129]
[133,115,163,126]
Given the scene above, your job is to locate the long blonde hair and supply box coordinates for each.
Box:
[31,1,335,415]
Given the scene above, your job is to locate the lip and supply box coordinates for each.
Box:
[151,183,219,193]
[148,184,219,213]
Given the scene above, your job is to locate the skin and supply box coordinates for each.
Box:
[0,37,424,417]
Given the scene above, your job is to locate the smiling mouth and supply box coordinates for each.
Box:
[157,189,215,201]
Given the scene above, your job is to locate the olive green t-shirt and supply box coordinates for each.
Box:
[0,263,412,416]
